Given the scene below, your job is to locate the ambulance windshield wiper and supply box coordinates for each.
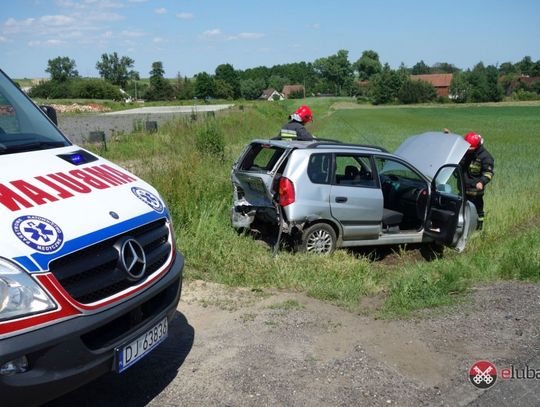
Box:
[0,140,67,154]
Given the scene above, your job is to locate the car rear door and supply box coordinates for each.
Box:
[231,142,291,208]
[424,164,477,251]
[329,154,383,240]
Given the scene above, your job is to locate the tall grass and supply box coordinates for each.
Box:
[90,100,540,316]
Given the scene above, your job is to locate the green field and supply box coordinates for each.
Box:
[88,99,540,316]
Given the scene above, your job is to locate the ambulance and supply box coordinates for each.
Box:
[0,69,184,405]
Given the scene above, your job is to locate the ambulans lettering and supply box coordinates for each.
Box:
[0,164,138,212]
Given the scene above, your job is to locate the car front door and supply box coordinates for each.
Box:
[329,154,383,240]
[424,164,477,251]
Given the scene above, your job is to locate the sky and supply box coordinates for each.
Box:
[1,0,540,79]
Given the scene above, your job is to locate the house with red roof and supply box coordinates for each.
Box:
[411,73,453,97]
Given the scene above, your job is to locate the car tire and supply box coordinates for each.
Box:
[299,223,337,255]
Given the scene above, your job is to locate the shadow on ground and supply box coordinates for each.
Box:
[43,311,194,407]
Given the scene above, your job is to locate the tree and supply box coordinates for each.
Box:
[354,50,382,80]
[411,60,431,75]
[432,62,459,74]
[240,78,265,99]
[145,61,174,100]
[313,49,354,95]
[215,63,240,98]
[96,52,135,89]
[268,75,289,92]
[449,72,472,103]
[214,79,234,99]
[517,56,534,76]
[499,62,517,75]
[369,63,404,104]
[194,72,216,99]
[485,65,503,102]
[397,79,436,104]
[45,56,79,82]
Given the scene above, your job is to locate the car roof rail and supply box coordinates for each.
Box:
[308,140,389,153]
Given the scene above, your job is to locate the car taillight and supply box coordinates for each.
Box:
[278,177,295,206]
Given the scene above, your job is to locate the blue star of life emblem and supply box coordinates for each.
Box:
[131,187,164,213]
[12,215,64,253]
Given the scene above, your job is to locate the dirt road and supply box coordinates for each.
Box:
[49,280,540,406]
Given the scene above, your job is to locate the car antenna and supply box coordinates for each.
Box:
[340,117,377,146]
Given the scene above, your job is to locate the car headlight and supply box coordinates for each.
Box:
[0,258,56,321]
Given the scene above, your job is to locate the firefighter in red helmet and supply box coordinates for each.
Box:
[276,105,314,141]
[461,132,494,230]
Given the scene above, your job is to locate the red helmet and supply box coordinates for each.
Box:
[294,105,313,124]
[464,132,483,150]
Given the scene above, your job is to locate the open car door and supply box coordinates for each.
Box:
[424,164,478,252]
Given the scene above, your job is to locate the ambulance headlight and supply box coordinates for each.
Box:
[0,258,56,321]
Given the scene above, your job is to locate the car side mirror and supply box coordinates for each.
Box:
[40,105,58,126]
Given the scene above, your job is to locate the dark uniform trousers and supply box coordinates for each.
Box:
[461,146,494,229]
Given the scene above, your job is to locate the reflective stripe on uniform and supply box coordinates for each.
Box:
[280,129,297,140]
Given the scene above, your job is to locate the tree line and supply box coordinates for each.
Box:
[29,51,540,104]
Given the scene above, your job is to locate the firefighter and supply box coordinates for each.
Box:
[276,105,314,141]
[461,132,494,230]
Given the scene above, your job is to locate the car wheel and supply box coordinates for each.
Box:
[300,223,336,254]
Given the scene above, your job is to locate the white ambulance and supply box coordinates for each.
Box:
[0,69,184,406]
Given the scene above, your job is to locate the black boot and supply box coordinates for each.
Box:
[477,220,483,231]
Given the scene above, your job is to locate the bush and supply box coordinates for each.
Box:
[512,89,540,101]
[28,79,122,99]
[397,79,436,104]
[195,121,225,158]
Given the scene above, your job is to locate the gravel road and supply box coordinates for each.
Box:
[47,280,540,407]
[57,104,234,143]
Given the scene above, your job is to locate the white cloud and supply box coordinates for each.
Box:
[28,39,66,47]
[307,23,320,29]
[40,15,75,26]
[0,36,8,43]
[227,32,264,40]
[176,12,194,20]
[154,8,167,14]
[56,0,124,9]
[153,37,164,43]
[201,28,264,41]
[121,29,146,37]
[202,28,221,37]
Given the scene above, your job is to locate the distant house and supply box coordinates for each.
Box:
[259,88,284,101]
[282,84,305,99]
[503,75,540,95]
[410,74,453,97]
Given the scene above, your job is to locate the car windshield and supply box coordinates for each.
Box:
[0,70,70,155]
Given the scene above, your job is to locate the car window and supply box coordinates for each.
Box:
[0,71,70,154]
[307,153,331,184]
[239,144,285,172]
[434,166,462,195]
[333,154,375,187]
[375,157,422,182]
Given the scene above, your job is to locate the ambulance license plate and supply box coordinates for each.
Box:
[117,317,168,373]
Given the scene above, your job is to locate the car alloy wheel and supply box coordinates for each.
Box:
[301,223,336,254]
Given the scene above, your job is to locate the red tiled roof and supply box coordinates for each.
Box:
[282,84,304,97]
[411,74,453,87]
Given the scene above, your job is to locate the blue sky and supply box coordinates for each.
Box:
[1,0,539,78]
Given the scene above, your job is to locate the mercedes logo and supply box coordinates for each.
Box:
[115,237,147,281]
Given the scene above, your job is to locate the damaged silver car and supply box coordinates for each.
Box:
[231,132,478,254]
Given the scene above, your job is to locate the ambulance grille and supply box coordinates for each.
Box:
[48,219,172,304]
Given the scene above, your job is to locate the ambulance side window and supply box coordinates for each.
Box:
[0,90,19,134]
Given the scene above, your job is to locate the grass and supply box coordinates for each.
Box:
[85,98,540,317]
